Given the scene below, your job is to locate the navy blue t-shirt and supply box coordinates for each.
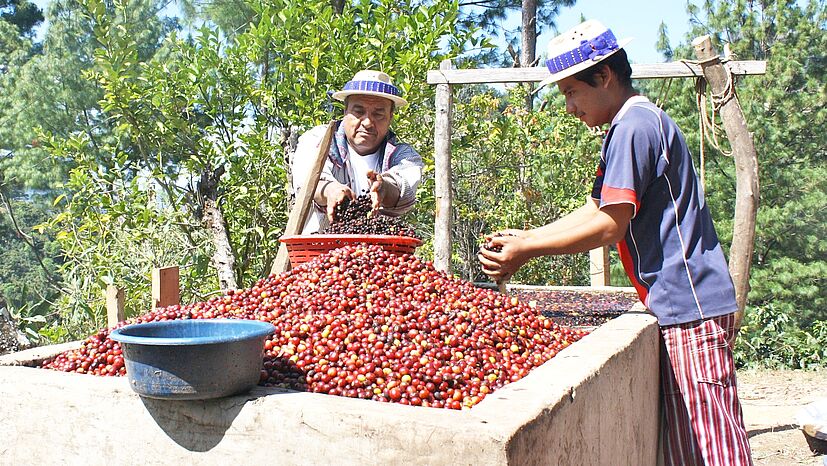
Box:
[591,96,738,325]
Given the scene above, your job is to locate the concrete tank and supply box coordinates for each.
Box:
[0,295,658,465]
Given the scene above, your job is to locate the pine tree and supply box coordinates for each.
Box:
[663,0,826,335]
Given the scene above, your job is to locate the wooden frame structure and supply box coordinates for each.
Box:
[105,266,181,327]
[428,38,764,329]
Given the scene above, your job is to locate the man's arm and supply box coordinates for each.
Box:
[521,198,601,239]
[479,203,634,282]
[527,203,633,255]
[378,144,423,216]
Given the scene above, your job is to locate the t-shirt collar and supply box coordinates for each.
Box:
[612,95,651,125]
[347,142,380,158]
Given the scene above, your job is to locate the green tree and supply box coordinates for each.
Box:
[0,0,57,341]
[422,84,602,284]
[0,0,180,340]
[0,0,43,37]
[0,193,62,341]
[655,21,673,62]
[42,0,477,339]
[459,0,575,66]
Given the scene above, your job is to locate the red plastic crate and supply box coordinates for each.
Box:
[279,234,422,267]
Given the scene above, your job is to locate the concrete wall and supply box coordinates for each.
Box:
[0,308,659,466]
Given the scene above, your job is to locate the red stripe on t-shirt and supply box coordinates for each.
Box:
[617,240,649,305]
[600,186,639,211]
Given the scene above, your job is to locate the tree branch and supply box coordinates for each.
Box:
[0,190,62,290]
[459,0,502,8]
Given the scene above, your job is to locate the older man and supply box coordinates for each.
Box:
[291,70,423,233]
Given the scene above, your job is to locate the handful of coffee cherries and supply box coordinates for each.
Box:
[480,232,516,253]
[319,195,418,239]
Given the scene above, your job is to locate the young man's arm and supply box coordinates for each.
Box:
[479,203,633,282]
[522,198,601,239]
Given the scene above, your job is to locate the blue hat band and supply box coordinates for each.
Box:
[342,80,401,97]
[545,30,620,75]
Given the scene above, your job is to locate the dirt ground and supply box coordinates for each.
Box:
[739,368,826,465]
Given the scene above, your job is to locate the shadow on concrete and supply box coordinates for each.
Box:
[139,386,288,451]
[748,423,798,439]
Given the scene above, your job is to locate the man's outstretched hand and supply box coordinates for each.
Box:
[367,170,386,213]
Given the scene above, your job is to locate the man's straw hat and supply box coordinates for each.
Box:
[332,70,408,108]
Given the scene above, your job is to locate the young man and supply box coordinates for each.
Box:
[477,20,753,466]
[291,70,423,233]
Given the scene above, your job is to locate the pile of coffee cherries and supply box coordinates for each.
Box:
[41,328,126,377]
[41,244,587,409]
[321,195,418,238]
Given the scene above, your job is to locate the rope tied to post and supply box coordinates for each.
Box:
[678,58,738,188]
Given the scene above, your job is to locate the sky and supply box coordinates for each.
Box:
[529,0,695,64]
[29,0,697,64]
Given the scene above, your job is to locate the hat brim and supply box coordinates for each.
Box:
[332,90,408,108]
[537,37,633,90]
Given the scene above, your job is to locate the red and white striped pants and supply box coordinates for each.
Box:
[660,313,753,466]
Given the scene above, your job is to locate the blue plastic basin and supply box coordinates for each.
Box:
[109,319,275,400]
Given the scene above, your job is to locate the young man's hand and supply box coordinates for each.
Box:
[478,232,531,282]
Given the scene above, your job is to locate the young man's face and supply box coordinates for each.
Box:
[556,73,612,128]
[342,94,394,155]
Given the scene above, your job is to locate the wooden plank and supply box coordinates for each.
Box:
[271,121,336,275]
[426,60,766,84]
[433,60,454,273]
[693,36,759,334]
[151,266,180,311]
[105,285,125,328]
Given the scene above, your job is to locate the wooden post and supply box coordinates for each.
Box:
[433,59,454,273]
[693,36,760,332]
[589,246,611,287]
[152,266,180,311]
[586,196,611,287]
[105,285,125,328]
[271,121,336,275]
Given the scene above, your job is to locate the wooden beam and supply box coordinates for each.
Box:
[426,60,766,85]
[151,266,180,311]
[693,36,759,333]
[433,60,454,273]
[271,121,336,275]
[105,285,125,328]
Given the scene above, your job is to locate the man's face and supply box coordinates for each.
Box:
[342,95,394,155]
[556,74,612,128]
